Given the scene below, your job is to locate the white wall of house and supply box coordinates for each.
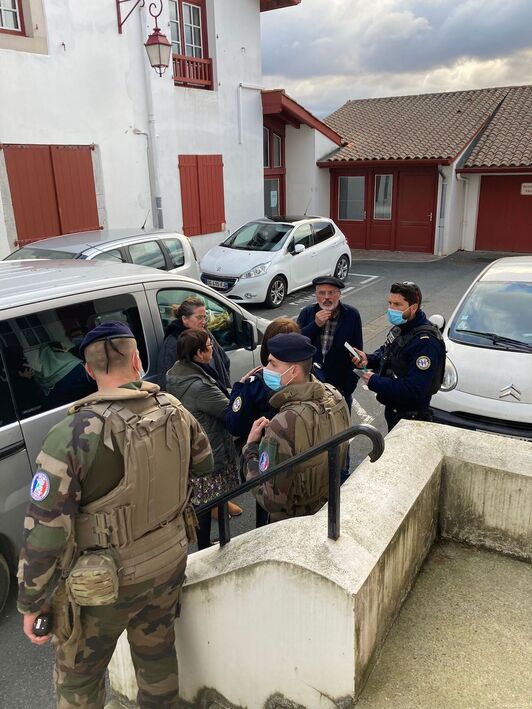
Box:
[0,0,266,259]
[285,125,335,216]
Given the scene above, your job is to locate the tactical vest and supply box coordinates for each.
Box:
[68,384,191,586]
[271,381,350,517]
[380,324,446,395]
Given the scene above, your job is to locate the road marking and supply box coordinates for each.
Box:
[350,273,380,285]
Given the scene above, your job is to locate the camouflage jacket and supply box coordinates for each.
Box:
[243,380,349,521]
[17,381,213,614]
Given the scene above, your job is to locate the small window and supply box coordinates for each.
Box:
[3,293,148,419]
[313,221,335,244]
[169,0,181,54]
[339,176,365,221]
[264,178,280,218]
[92,249,125,263]
[157,289,238,351]
[128,241,167,270]
[162,239,185,269]
[0,0,22,32]
[292,223,313,250]
[0,356,17,427]
[374,175,393,220]
[272,134,282,168]
[183,2,203,57]
[263,127,270,169]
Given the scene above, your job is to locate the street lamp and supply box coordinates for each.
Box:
[145,25,172,76]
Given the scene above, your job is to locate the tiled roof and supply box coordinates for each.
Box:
[323,86,530,165]
[462,85,532,168]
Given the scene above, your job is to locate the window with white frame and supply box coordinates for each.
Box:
[169,0,205,57]
[0,0,23,32]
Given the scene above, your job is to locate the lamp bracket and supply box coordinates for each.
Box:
[116,0,145,34]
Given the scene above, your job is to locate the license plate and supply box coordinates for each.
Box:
[206,279,228,289]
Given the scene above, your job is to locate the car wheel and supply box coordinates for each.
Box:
[0,554,10,615]
[334,255,350,282]
[265,276,287,308]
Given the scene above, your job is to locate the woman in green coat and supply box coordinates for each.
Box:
[166,329,239,549]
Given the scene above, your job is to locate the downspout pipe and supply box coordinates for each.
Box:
[139,8,164,229]
[435,167,447,255]
[238,82,263,145]
[456,173,469,251]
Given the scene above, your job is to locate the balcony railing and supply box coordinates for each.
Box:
[172,54,213,90]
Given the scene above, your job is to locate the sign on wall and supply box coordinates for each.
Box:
[520,183,532,195]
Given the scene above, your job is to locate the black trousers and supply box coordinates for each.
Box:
[385,407,433,431]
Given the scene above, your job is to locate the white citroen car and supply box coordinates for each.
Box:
[200,216,351,308]
[431,256,532,439]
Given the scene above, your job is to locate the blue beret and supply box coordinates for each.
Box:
[268,333,316,362]
[79,321,135,360]
[312,276,345,289]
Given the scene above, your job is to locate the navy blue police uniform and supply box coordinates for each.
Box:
[227,371,276,441]
[366,310,445,430]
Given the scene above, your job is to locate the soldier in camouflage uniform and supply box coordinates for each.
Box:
[243,333,350,523]
[18,321,213,709]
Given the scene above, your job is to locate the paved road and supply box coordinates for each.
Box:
[0,250,499,708]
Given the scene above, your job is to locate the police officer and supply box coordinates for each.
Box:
[243,333,350,523]
[18,321,213,709]
[352,281,445,430]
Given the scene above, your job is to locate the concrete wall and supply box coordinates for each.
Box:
[0,0,265,259]
[108,424,531,707]
[285,126,335,217]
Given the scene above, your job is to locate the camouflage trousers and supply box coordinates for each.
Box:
[53,557,186,709]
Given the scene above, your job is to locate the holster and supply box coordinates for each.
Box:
[183,504,198,545]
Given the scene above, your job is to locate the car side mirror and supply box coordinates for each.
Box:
[238,319,257,351]
[429,314,446,332]
[294,243,305,255]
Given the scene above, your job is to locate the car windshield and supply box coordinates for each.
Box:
[4,246,76,260]
[221,221,292,251]
[450,281,532,351]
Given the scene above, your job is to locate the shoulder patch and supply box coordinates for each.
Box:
[259,451,269,472]
[416,356,431,370]
[30,471,51,501]
[232,396,242,413]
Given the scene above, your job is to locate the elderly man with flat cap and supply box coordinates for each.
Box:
[17,321,213,709]
[297,276,363,411]
[244,333,350,524]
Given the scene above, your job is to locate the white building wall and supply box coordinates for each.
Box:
[0,0,265,259]
[285,125,335,216]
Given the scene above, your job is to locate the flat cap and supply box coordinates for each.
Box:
[79,321,135,360]
[268,333,316,362]
[312,276,345,289]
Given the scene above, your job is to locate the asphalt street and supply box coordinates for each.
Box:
[0,249,502,708]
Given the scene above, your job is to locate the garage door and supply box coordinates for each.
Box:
[476,175,532,252]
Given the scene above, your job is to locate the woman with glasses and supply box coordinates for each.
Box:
[166,329,240,549]
[157,295,230,390]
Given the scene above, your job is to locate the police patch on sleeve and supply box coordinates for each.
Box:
[232,396,242,413]
[259,451,269,472]
[30,471,50,501]
[416,356,431,370]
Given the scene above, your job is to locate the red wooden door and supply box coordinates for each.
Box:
[4,145,61,245]
[197,154,225,234]
[333,173,368,248]
[476,175,532,252]
[368,172,394,250]
[395,170,437,252]
[51,146,99,234]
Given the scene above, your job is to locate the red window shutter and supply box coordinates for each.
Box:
[50,145,100,234]
[178,155,202,236]
[3,144,61,245]
[197,154,225,234]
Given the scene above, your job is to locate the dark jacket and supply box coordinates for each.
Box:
[366,310,444,412]
[166,359,235,471]
[226,370,276,440]
[297,301,363,397]
[157,319,230,390]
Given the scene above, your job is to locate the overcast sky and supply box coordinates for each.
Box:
[260,0,532,118]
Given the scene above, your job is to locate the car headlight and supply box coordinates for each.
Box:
[241,262,271,279]
[440,357,458,392]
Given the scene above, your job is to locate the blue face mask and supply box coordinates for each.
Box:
[263,365,293,391]
[388,308,408,326]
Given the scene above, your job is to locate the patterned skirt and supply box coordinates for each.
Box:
[191,457,240,507]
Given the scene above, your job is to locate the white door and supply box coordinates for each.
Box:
[287,224,316,289]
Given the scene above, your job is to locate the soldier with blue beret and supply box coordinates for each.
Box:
[18,320,213,707]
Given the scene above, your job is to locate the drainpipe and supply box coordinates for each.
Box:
[238,82,263,144]
[436,168,447,255]
[456,173,469,251]
[138,8,164,228]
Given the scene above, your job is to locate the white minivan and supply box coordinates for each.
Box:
[0,259,267,611]
[431,256,532,439]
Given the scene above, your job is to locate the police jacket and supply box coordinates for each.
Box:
[157,319,230,390]
[226,370,276,440]
[297,301,363,396]
[366,310,444,412]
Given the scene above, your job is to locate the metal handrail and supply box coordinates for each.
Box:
[195,424,385,546]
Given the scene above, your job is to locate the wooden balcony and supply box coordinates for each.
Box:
[172,54,213,90]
